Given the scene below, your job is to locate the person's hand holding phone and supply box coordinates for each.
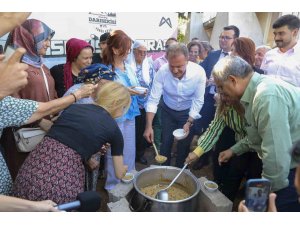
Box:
[238,193,277,212]
[0,47,28,99]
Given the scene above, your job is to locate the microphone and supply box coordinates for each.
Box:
[57,191,101,212]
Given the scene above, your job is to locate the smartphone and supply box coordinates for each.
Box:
[245,178,271,212]
[4,45,17,62]
[4,45,24,62]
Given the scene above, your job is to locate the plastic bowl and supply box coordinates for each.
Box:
[173,129,188,140]
[121,172,134,184]
[204,180,218,192]
[133,86,147,94]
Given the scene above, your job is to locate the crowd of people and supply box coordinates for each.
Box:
[1,12,300,212]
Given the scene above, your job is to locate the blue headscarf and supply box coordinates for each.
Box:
[75,63,116,84]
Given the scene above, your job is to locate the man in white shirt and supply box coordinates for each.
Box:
[261,14,300,87]
[144,44,206,167]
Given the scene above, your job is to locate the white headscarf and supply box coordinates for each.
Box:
[127,40,151,86]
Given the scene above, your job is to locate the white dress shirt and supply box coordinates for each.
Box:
[146,61,206,119]
[260,42,300,87]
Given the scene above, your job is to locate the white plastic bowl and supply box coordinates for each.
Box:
[204,180,218,192]
[173,129,188,140]
[121,172,134,184]
[133,86,147,94]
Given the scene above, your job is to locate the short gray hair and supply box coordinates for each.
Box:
[255,45,271,51]
[166,43,189,59]
[212,56,253,81]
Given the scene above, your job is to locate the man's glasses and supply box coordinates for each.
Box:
[219,36,234,41]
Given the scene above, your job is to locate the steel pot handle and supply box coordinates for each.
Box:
[129,191,152,212]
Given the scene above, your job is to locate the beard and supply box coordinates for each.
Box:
[275,40,284,48]
[275,39,292,49]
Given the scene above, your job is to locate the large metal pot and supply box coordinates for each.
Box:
[129,166,200,212]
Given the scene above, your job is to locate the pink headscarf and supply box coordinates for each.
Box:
[7,19,55,68]
[63,38,93,90]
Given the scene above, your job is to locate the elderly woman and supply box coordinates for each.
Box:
[2,19,57,179]
[187,41,204,64]
[127,40,155,165]
[50,38,94,97]
[64,63,116,191]
[13,82,129,204]
[102,30,140,190]
[200,41,214,62]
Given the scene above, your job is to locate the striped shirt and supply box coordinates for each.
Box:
[193,106,246,157]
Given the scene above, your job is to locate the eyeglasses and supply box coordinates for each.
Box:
[219,36,234,41]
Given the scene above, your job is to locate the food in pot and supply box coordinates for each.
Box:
[155,155,167,164]
[140,184,190,201]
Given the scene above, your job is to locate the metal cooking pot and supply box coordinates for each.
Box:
[129,166,200,212]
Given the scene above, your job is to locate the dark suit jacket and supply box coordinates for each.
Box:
[200,50,222,79]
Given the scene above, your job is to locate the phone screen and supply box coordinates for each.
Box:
[4,46,16,62]
[245,179,271,212]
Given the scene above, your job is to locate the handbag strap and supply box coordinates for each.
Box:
[41,66,51,101]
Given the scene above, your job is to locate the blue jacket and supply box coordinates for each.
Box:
[200,50,222,79]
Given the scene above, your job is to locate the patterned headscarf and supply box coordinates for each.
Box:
[63,38,93,90]
[6,19,55,68]
[75,63,116,84]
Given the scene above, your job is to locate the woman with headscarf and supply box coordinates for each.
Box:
[63,63,116,191]
[50,38,93,98]
[126,40,155,165]
[12,81,129,204]
[102,30,140,190]
[1,19,56,179]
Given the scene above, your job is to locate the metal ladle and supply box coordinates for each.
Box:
[156,163,189,201]
[152,142,167,164]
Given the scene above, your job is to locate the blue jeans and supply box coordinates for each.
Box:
[274,168,300,212]
[159,101,194,168]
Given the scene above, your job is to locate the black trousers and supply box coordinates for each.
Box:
[274,168,300,212]
[135,108,148,159]
[212,126,262,201]
[160,101,194,168]
[192,92,216,167]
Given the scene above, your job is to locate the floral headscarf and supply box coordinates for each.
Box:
[75,63,116,84]
[6,19,55,68]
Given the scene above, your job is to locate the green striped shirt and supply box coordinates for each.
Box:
[196,106,246,154]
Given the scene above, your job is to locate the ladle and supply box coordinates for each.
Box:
[156,163,188,201]
[152,142,167,164]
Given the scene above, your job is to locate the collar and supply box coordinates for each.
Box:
[240,72,260,105]
[277,41,300,54]
[221,50,230,56]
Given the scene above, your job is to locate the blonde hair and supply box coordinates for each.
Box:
[94,82,131,118]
